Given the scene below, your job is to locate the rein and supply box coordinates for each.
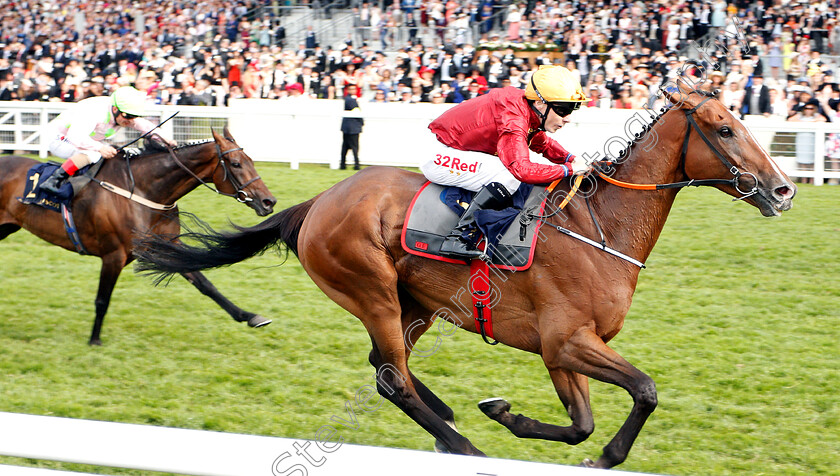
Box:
[117,112,180,199]
[87,150,176,210]
[92,140,261,210]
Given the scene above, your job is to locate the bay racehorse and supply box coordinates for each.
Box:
[0,126,276,345]
[134,83,795,468]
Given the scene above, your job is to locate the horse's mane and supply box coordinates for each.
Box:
[131,138,215,158]
[173,138,215,150]
[602,104,671,169]
[605,86,719,168]
[590,86,721,182]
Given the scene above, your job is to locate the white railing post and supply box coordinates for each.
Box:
[290,113,301,170]
[39,107,49,158]
[13,110,21,151]
[814,124,826,186]
[160,109,175,142]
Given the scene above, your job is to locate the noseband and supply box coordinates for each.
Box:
[595,93,759,201]
[166,140,262,203]
[213,141,262,203]
[680,96,758,200]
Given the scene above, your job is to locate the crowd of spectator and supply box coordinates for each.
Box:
[2,0,840,126]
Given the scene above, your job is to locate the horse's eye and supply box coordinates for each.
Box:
[719,126,733,138]
[230,162,242,168]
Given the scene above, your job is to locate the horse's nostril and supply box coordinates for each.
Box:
[263,198,276,209]
[775,186,792,198]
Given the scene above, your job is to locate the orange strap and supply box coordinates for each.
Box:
[595,170,658,191]
[546,173,585,210]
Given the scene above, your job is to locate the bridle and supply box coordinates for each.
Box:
[593,93,759,201]
[531,91,761,270]
[165,140,262,203]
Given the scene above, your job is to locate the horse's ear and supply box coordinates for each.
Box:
[223,125,234,142]
[660,77,701,110]
[210,127,224,143]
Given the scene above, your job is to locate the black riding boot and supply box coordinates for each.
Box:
[39,167,71,195]
[439,182,513,260]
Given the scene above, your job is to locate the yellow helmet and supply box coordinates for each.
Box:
[111,86,146,117]
[525,65,587,103]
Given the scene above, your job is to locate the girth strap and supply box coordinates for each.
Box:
[61,204,88,255]
[470,259,499,345]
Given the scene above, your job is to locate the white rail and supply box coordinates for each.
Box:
[0,465,99,475]
[1,100,836,184]
[0,412,653,476]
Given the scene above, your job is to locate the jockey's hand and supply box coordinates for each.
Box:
[100,144,117,159]
[570,155,591,175]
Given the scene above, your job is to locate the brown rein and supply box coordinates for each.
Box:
[93,141,261,210]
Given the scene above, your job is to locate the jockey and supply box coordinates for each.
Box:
[40,86,177,195]
[420,65,588,260]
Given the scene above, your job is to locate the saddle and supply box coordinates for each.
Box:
[401,182,552,271]
[17,158,110,256]
[19,160,105,212]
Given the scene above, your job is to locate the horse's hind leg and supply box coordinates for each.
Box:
[370,344,460,453]
[479,367,594,445]
[181,271,271,328]
[303,250,481,455]
[0,223,21,240]
[367,334,481,456]
[388,296,461,452]
[368,343,457,429]
[398,293,457,425]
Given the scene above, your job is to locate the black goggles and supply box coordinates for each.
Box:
[548,102,581,117]
[119,111,139,119]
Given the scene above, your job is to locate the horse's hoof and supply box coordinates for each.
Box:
[88,339,102,346]
[580,458,595,468]
[434,439,448,454]
[478,397,511,418]
[247,315,272,328]
[433,418,461,453]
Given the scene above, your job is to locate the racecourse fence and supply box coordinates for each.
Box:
[0,411,653,476]
[1,100,838,185]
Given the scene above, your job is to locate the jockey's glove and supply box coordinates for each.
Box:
[570,155,592,175]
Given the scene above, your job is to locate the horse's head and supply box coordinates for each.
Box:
[211,126,276,216]
[662,79,796,217]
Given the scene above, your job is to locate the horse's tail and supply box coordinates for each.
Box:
[134,199,314,284]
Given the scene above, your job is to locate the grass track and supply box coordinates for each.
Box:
[0,162,837,475]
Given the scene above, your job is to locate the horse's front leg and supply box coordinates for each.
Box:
[552,327,657,469]
[478,367,594,444]
[90,251,127,346]
[181,271,271,328]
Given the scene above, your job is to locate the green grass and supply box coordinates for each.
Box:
[0,163,837,475]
